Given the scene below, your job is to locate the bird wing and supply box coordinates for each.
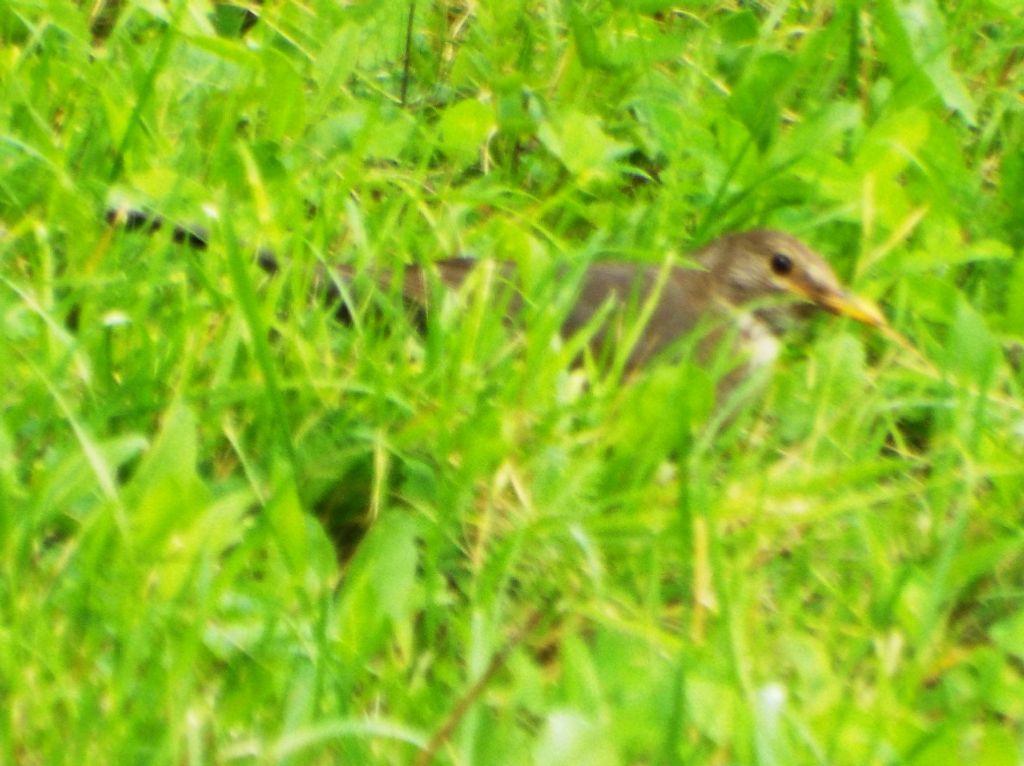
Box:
[326,258,717,369]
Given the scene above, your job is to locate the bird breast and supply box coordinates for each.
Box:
[734,311,781,370]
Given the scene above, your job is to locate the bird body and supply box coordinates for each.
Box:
[351,230,885,374]
[105,211,886,379]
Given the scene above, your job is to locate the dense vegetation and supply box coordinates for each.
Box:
[2,1,1023,763]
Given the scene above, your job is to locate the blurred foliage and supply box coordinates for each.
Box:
[2,1,1024,764]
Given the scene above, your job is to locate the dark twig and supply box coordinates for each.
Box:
[401,0,417,105]
[414,606,550,766]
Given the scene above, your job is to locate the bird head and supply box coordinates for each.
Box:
[696,229,886,332]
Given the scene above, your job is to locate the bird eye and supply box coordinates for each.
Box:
[770,252,793,276]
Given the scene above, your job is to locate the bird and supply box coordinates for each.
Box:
[330,229,886,382]
[105,211,886,384]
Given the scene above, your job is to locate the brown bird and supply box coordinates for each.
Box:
[336,229,885,379]
[106,212,885,382]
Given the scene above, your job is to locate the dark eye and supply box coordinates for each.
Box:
[770,252,793,276]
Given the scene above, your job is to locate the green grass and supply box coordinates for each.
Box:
[3,1,1024,764]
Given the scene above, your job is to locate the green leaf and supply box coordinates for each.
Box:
[775,102,861,164]
[132,402,198,490]
[312,25,361,98]
[898,274,958,323]
[154,488,252,598]
[717,9,759,46]
[265,464,336,585]
[127,403,210,550]
[533,711,616,766]
[565,2,610,71]
[946,297,999,387]
[615,0,677,12]
[362,106,417,161]
[854,107,930,179]
[209,3,255,37]
[537,109,632,183]
[687,676,743,744]
[1006,257,1024,334]
[334,513,420,662]
[1000,151,1024,245]
[909,722,1020,766]
[928,236,1013,268]
[728,53,794,150]
[370,520,419,623]
[266,468,309,570]
[185,31,260,66]
[35,434,148,524]
[876,0,977,124]
[990,609,1024,662]
[439,99,495,167]
[261,49,306,141]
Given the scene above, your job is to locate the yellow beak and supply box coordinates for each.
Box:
[786,278,888,328]
[816,289,888,328]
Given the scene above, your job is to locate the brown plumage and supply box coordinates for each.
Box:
[104,211,885,376]
[330,230,884,372]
